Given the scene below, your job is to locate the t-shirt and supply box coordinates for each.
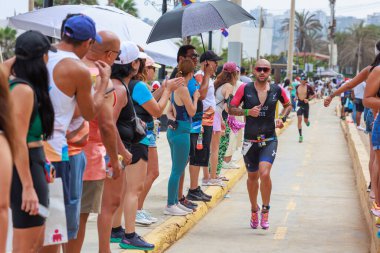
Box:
[131,81,154,146]
[291,82,298,96]
[353,82,366,99]
[240,75,252,83]
[195,70,216,111]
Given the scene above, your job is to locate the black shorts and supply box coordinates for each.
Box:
[11,147,49,228]
[297,102,310,118]
[355,98,364,112]
[189,126,213,167]
[243,140,278,173]
[130,143,148,164]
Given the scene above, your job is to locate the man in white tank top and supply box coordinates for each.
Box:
[42,15,111,252]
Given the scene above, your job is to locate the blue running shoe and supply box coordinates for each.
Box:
[119,233,154,251]
[110,227,124,243]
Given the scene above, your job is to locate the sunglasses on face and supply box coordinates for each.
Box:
[147,66,156,72]
[107,50,121,57]
[255,67,270,73]
[187,53,199,60]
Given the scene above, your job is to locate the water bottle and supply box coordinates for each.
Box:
[196,133,203,150]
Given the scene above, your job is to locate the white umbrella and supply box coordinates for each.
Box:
[8,5,178,66]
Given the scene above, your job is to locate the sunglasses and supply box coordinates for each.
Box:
[147,66,156,72]
[107,50,121,57]
[255,67,270,73]
[187,53,199,60]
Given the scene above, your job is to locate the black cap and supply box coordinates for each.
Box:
[200,50,223,63]
[15,30,57,60]
[300,75,307,81]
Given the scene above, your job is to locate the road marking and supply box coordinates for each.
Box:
[292,184,300,191]
[287,200,296,210]
[274,227,288,240]
[282,211,290,224]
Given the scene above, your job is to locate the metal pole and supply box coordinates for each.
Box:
[158,0,167,79]
[286,0,296,81]
[208,31,212,50]
[256,7,263,60]
[329,0,336,70]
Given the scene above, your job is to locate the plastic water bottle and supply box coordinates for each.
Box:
[196,133,203,150]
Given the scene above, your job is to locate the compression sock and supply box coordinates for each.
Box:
[125,232,136,239]
[298,128,302,136]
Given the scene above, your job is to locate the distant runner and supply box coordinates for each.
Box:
[296,76,315,143]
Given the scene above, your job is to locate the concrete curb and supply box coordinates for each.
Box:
[124,118,293,253]
[339,112,379,253]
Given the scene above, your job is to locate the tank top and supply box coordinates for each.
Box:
[116,79,135,146]
[215,84,227,115]
[44,50,78,162]
[9,79,43,143]
[172,92,191,122]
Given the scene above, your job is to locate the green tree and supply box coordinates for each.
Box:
[109,0,138,17]
[35,0,97,8]
[336,22,380,74]
[282,10,323,53]
[0,27,17,60]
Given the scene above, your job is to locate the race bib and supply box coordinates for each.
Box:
[241,141,253,156]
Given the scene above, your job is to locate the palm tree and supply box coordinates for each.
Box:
[34,0,97,8]
[282,10,323,53]
[0,27,17,60]
[111,0,138,17]
[336,22,380,74]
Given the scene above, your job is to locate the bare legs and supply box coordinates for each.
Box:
[138,148,159,210]
[247,162,272,211]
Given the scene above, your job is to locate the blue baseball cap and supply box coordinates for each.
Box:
[63,15,102,43]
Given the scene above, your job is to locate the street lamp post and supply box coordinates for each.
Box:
[286,0,296,82]
[158,0,167,80]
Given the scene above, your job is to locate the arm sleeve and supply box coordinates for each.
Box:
[132,82,153,105]
[279,86,291,106]
[230,83,246,107]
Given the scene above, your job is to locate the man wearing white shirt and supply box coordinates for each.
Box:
[353,81,366,130]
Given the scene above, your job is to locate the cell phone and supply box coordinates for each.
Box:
[38,203,50,218]
[167,119,178,130]
[105,87,115,95]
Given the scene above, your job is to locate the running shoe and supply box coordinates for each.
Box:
[187,187,211,202]
[164,205,189,216]
[371,208,380,217]
[299,136,303,143]
[202,178,212,186]
[110,227,124,243]
[179,196,198,210]
[177,203,194,213]
[260,212,270,230]
[136,210,153,225]
[222,161,240,169]
[119,233,154,251]
[250,209,260,229]
[306,121,310,127]
[141,209,158,223]
[208,178,226,187]
[357,126,366,131]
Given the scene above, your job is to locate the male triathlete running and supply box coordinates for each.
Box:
[296,76,315,143]
[229,59,292,230]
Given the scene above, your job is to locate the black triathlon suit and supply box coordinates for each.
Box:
[296,84,315,118]
[230,82,290,172]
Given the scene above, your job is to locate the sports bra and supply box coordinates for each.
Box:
[9,79,43,143]
[172,92,191,122]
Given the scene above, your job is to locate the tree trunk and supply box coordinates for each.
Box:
[356,38,362,75]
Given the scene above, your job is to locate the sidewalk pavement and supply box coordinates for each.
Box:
[82,110,293,253]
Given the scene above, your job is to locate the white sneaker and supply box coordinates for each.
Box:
[164,205,188,216]
[136,210,152,225]
[208,178,226,187]
[357,126,366,131]
[223,161,240,169]
[202,178,212,186]
[141,209,158,223]
[177,203,193,214]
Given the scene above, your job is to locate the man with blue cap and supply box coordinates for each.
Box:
[42,14,112,253]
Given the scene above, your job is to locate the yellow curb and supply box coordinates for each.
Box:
[339,108,379,253]
[123,118,293,253]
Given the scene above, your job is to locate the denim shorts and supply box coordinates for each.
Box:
[53,151,86,240]
[365,108,375,133]
[372,115,380,150]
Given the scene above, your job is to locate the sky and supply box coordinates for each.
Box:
[133,0,380,22]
